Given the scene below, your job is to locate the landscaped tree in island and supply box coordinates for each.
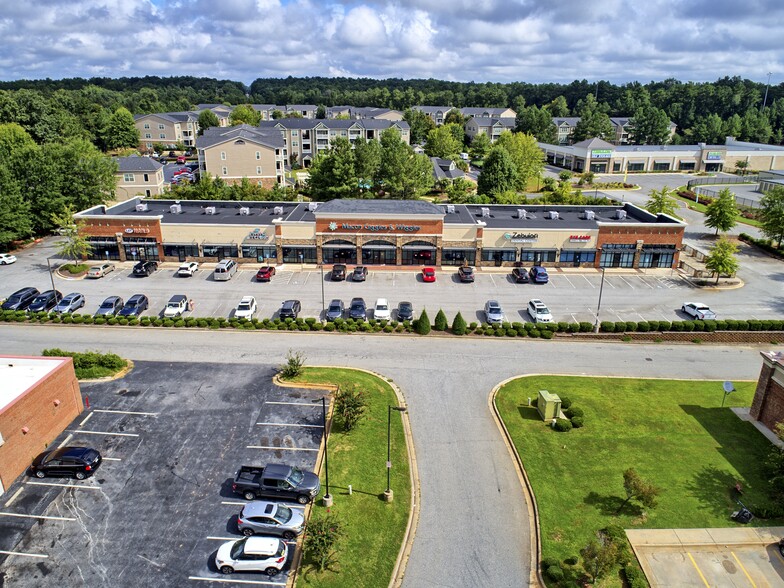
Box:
[580,533,620,584]
[229,104,261,126]
[477,146,518,198]
[645,186,679,217]
[52,206,91,262]
[616,468,661,514]
[760,186,784,247]
[735,159,750,176]
[704,188,739,235]
[104,107,139,150]
[705,237,740,284]
[197,109,220,136]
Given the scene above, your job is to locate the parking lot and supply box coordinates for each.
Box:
[0,361,329,587]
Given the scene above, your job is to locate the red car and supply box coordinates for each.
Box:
[421,267,436,282]
[256,266,276,282]
[176,155,187,164]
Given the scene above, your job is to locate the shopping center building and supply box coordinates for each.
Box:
[76,198,685,270]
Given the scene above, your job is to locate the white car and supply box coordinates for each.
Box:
[215,536,287,576]
[177,261,199,277]
[527,299,553,323]
[87,262,115,278]
[0,253,17,265]
[235,296,258,319]
[682,302,717,320]
[373,298,391,320]
[163,295,188,318]
[484,300,504,324]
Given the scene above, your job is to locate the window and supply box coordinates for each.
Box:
[255,151,261,160]
[145,133,151,139]
[158,124,165,130]
[292,141,298,147]
[143,174,149,182]
[202,244,238,258]
[163,244,199,258]
[600,244,636,268]
[678,161,696,171]
[145,189,151,197]
[282,246,317,263]
[481,248,517,262]
[256,166,262,174]
[442,249,476,266]
[159,133,166,139]
[613,162,622,172]
[143,123,150,129]
[123,173,134,182]
[220,151,226,160]
[639,245,675,268]
[222,166,228,175]
[292,130,298,137]
[242,245,277,261]
[559,250,596,263]
[627,162,645,172]
[652,162,670,171]
[520,249,557,263]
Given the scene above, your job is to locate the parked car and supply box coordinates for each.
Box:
[237,501,305,539]
[0,253,17,265]
[168,150,176,157]
[511,267,530,283]
[215,536,287,577]
[235,296,258,319]
[279,300,301,319]
[352,266,368,281]
[331,264,347,281]
[232,464,320,503]
[326,299,344,321]
[95,296,124,317]
[529,265,549,284]
[457,266,475,282]
[30,446,102,480]
[374,298,391,320]
[421,267,436,282]
[177,261,199,277]
[119,294,149,317]
[527,299,553,323]
[176,155,186,164]
[213,258,238,281]
[2,287,39,310]
[28,290,63,312]
[682,302,717,320]
[163,294,188,318]
[87,263,115,278]
[484,300,504,324]
[256,266,276,282]
[349,297,367,320]
[397,301,414,321]
[52,292,85,314]
[184,149,194,157]
[132,260,158,277]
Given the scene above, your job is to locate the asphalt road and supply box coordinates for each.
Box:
[0,325,768,588]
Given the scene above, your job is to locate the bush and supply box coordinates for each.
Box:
[600,321,616,332]
[570,416,584,428]
[565,406,584,418]
[469,322,478,330]
[624,564,648,588]
[553,418,573,432]
[559,396,572,409]
[506,328,517,337]
[636,321,650,332]
[528,329,540,338]
[658,320,671,331]
[748,319,763,331]
[557,321,570,333]
[451,311,467,335]
[735,320,749,331]
[568,322,580,333]
[670,321,684,331]
[545,565,564,581]
[579,321,594,332]
[280,349,306,379]
[434,309,448,331]
[474,327,484,335]
[415,309,431,335]
[682,320,695,332]
[564,555,579,566]
[335,384,367,432]
[541,557,561,570]
[324,322,335,332]
[94,317,106,325]
[624,321,637,332]
[540,330,554,339]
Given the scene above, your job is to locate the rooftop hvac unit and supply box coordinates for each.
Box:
[273,206,284,215]
[135,203,149,212]
[205,206,216,215]
[307,202,318,212]
[517,208,527,219]
[169,204,182,214]
[239,207,250,216]
[615,209,627,220]
[480,207,491,218]
[446,204,456,214]
[546,210,559,220]
[583,210,595,220]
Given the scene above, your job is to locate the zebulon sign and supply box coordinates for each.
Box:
[503,232,538,243]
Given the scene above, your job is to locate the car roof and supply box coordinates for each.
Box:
[242,500,278,517]
[329,299,342,305]
[244,536,282,555]
[375,298,388,305]
[50,446,93,459]
[487,300,500,306]
[12,287,37,296]
[239,296,255,304]
[128,294,146,302]
[168,295,187,302]
[282,299,299,307]
[350,297,365,304]
[529,299,544,305]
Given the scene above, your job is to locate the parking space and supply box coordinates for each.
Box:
[0,361,328,587]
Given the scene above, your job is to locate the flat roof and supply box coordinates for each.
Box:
[315,199,443,215]
[0,357,68,412]
[95,199,304,225]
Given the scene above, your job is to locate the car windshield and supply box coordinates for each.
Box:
[89,267,100,272]
[399,303,412,311]
[328,303,341,312]
[287,467,304,485]
[489,304,501,312]
[100,300,114,308]
[462,267,473,274]
[230,538,248,559]
[129,299,141,307]
[351,303,363,310]
[238,303,252,311]
[377,304,388,311]
[276,505,292,523]
[167,302,180,308]
[537,306,550,314]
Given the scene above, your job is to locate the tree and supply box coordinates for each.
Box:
[424,124,462,159]
[434,309,448,331]
[760,186,784,247]
[377,128,433,199]
[765,423,784,501]
[229,104,261,126]
[468,132,491,161]
[353,138,382,192]
[572,94,614,142]
[705,238,740,284]
[334,384,367,432]
[547,95,570,117]
[415,309,431,335]
[303,515,344,572]
[580,534,620,583]
[403,108,436,144]
[629,105,671,145]
[52,206,90,261]
[477,146,518,197]
[617,468,661,514]
[315,104,326,119]
[645,186,679,217]
[271,109,285,120]
[197,109,220,136]
[451,311,467,335]
[0,164,32,246]
[704,188,738,235]
[445,177,474,203]
[280,349,306,378]
[494,131,544,190]
[104,107,139,150]
[443,110,467,127]
[306,137,358,200]
[735,159,750,175]
[515,105,558,143]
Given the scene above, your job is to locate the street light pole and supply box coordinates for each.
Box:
[385,405,407,502]
[320,263,326,322]
[46,257,56,293]
[593,267,606,333]
[313,396,332,507]
[762,72,773,111]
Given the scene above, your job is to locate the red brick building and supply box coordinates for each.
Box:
[0,356,84,494]
[751,351,784,434]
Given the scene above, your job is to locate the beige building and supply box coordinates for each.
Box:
[465,117,517,142]
[197,125,286,187]
[461,107,517,119]
[115,156,166,201]
[135,112,199,149]
[553,116,678,146]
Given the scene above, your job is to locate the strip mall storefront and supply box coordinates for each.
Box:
[76,199,684,269]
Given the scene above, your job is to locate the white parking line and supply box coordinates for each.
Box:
[619,276,635,289]
[581,275,595,289]
[26,482,101,490]
[189,576,286,586]
[94,409,159,416]
[0,550,48,559]
[68,429,139,437]
[604,277,616,289]
[206,536,236,541]
[220,501,246,506]
[58,434,74,448]
[102,457,122,461]
[561,275,576,289]
[636,277,655,289]
[246,446,319,451]
[4,487,23,507]
[0,511,76,522]
[256,422,322,428]
[488,274,496,287]
[265,401,322,407]
[79,413,94,426]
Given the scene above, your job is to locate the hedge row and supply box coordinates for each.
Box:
[599,318,784,333]
[739,232,784,259]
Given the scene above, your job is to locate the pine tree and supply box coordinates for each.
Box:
[451,311,467,335]
[434,309,447,331]
[415,309,431,335]
[704,188,738,235]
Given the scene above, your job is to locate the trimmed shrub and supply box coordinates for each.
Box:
[564,555,579,566]
[714,319,728,330]
[692,319,705,331]
[748,319,763,331]
[543,323,558,332]
[494,329,504,337]
[568,322,580,333]
[636,321,650,332]
[557,322,570,333]
[434,309,448,331]
[82,316,94,325]
[624,321,637,332]
[62,315,73,324]
[658,320,671,331]
[415,309,431,335]
[127,318,139,326]
[528,329,540,338]
[469,322,478,330]
[324,323,336,332]
[51,315,62,323]
[624,564,648,588]
[553,418,573,432]
[505,328,517,337]
[735,320,749,331]
[682,320,695,332]
[545,566,564,582]
[524,322,537,331]
[540,330,554,339]
[565,406,584,418]
[451,312,467,335]
[559,396,572,409]
[570,416,584,428]
[484,328,495,336]
[670,321,684,331]
[579,321,593,332]
[474,327,484,335]
[383,325,393,333]
[94,317,106,325]
[541,557,560,570]
[600,321,616,332]
[704,320,717,332]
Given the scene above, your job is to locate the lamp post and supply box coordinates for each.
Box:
[762,72,773,112]
[593,267,606,333]
[721,381,736,407]
[320,263,326,322]
[384,405,407,502]
[45,257,57,293]
[313,396,332,506]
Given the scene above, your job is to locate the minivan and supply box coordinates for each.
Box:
[213,259,238,281]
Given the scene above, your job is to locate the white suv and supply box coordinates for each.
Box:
[215,536,287,576]
[235,296,258,319]
[374,298,391,320]
[527,299,553,323]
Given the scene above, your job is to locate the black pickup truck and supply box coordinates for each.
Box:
[232,464,320,504]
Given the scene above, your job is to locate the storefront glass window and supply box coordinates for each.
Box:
[519,250,557,263]
[627,162,645,172]
[401,241,436,265]
[361,241,396,265]
[652,162,671,171]
[600,244,635,268]
[86,237,120,261]
[322,240,357,264]
[241,245,277,261]
[639,245,675,268]
[163,244,199,260]
[203,244,239,258]
[282,246,317,264]
[442,249,476,266]
[559,250,597,264]
[481,248,517,263]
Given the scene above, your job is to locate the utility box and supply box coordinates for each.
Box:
[537,390,561,421]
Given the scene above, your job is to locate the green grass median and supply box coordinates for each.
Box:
[287,368,411,588]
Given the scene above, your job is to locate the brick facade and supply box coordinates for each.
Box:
[0,358,83,492]
[750,351,784,433]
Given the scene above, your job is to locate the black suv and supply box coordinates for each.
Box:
[279,300,301,319]
[30,446,102,480]
[457,266,475,282]
[133,260,158,277]
[2,287,39,310]
[27,290,63,312]
[118,294,149,317]
[349,297,367,321]
[331,264,347,281]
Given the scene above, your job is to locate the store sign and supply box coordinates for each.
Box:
[706,151,723,161]
[503,232,538,243]
[569,235,592,242]
[591,149,612,159]
[327,221,420,232]
[124,227,150,234]
[247,228,269,240]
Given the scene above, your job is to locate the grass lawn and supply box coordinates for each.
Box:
[286,368,411,588]
[495,376,783,575]
[673,193,762,228]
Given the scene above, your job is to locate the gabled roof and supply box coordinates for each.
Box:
[116,155,164,173]
[412,105,455,115]
[259,119,409,132]
[134,111,198,123]
[553,117,581,126]
[572,137,616,149]
[460,107,515,117]
[431,157,465,181]
[197,125,285,150]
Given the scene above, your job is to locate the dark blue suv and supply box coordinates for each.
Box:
[529,266,549,284]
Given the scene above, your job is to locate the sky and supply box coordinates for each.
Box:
[0,0,781,86]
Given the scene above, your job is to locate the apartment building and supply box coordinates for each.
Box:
[196,125,286,187]
[135,112,199,149]
[412,105,455,125]
[460,107,516,119]
[115,156,166,201]
[326,106,403,121]
[464,117,517,142]
[553,117,678,145]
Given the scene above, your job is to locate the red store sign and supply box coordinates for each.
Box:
[569,235,591,242]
